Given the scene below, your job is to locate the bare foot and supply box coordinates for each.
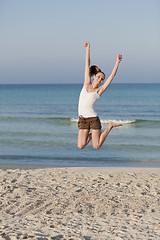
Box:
[108,121,122,129]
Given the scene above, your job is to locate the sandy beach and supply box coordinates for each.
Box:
[0,167,160,240]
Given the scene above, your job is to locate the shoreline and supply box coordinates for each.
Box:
[0,162,160,170]
[1,167,160,239]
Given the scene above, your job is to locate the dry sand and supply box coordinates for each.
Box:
[0,167,160,240]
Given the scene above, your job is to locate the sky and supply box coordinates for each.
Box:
[0,0,160,84]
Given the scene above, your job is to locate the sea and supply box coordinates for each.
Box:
[0,83,160,168]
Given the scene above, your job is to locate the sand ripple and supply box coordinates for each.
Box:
[0,167,160,239]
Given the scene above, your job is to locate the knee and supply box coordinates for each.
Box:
[77,143,85,150]
[92,144,100,150]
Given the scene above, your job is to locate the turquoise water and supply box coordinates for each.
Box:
[0,84,160,168]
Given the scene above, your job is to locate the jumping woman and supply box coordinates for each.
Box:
[77,42,123,150]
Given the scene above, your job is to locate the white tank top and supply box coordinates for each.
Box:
[78,85,100,118]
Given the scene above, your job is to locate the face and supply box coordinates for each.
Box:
[93,72,105,86]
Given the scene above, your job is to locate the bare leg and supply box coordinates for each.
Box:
[92,121,122,149]
[77,129,92,149]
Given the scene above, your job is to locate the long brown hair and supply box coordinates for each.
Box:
[89,65,105,77]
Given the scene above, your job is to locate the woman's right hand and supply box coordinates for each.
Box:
[84,42,90,49]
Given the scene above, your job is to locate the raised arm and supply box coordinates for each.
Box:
[83,42,91,87]
[98,54,122,96]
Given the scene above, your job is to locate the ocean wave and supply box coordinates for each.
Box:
[0,116,160,125]
[72,118,160,125]
[71,118,136,124]
[0,116,71,122]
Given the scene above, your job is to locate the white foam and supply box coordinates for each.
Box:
[71,118,78,122]
[71,118,136,125]
[101,119,136,124]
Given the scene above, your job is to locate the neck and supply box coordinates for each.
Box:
[92,82,98,89]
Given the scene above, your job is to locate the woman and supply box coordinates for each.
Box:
[77,42,123,150]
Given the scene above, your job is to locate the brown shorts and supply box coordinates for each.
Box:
[78,116,102,130]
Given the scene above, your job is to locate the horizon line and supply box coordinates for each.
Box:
[0,82,160,85]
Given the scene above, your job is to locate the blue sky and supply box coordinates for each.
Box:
[0,0,160,84]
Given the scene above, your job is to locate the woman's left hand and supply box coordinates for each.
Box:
[117,54,123,63]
